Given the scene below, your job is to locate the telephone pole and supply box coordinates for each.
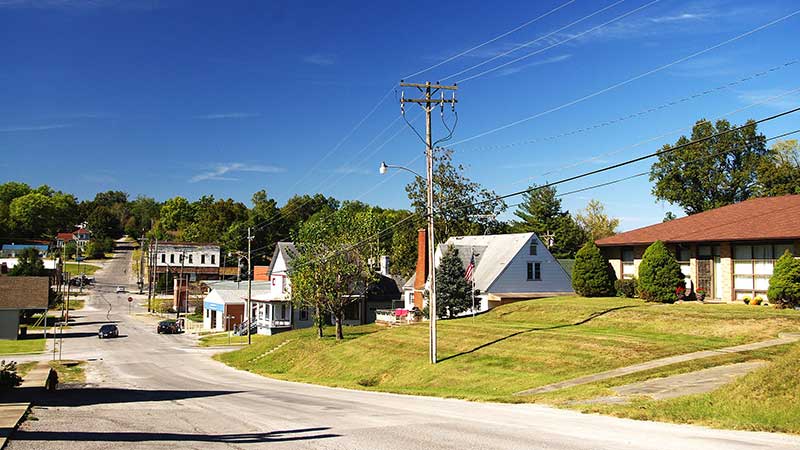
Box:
[399,80,457,364]
[247,227,253,345]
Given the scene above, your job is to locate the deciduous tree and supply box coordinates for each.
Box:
[575,199,619,241]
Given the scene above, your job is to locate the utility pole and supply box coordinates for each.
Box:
[247,227,253,345]
[400,80,457,364]
[138,234,145,294]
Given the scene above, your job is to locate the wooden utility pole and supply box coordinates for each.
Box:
[399,81,457,364]
[247,227,253,345]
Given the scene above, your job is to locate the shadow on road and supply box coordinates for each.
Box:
[2,387,242,407]
[11,427,339,443]
[439,305,641,363]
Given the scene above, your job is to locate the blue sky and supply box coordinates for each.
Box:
[2,0,799,231]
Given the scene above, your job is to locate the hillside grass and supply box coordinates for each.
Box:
[216,297,800,402]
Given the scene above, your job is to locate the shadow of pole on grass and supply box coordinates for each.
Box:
[438,305,640,363]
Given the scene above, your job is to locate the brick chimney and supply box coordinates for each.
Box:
[413,228,427,308]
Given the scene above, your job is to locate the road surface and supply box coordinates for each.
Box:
[7,249,800,449]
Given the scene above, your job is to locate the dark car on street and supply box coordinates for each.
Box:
[157,320,181,334]
[98,324,119,339]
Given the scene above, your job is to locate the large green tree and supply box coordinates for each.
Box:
[511,185,585,258]
[650,119,767,215]
[9,247,47,276]
[572,242,615,297]
[434,245,472,318]
[406,147,506,242]
[755,139,800,197]
[8,193,54,238]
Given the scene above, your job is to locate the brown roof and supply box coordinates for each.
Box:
[596,195,800,246]
[0,276,50,309]
[56,232,75,241]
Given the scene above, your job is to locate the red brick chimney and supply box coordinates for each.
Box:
[413,228,427,308]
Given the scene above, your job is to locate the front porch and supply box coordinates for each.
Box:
[252,299,293,335]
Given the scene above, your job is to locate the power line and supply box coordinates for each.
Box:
[404,0,578,80]
[449,106,800,211]
[448,0,645,82]
[461,58,799,156]
[449,7,800,146]
[507,85,800,187]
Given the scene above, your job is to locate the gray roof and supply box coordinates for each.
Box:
[205,287,271,305]
[0,276,49,309]
[403,233,537,292]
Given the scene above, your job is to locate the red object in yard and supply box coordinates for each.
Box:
[395,309,408,317]
[127,297,133,303]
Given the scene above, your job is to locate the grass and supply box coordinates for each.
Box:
[0,338,46,355]
[15,361,37,378]
[186,312,203,323]
[63,262,101,275]
[216,297,800,404]
[201,332,267,347]
[65,299,84,310]
[576,342,800,434]
[49,360,86,384]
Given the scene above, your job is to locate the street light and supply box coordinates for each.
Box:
[380,160,438,364]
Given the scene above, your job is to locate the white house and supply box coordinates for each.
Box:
[200,280,271,331]
[403,231,573,314]
[152,242,221,282]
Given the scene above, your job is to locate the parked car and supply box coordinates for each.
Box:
[98,324,119,339]
[115,286,126,293]
[157,320,181,334]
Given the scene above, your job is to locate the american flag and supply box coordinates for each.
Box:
[464,253,475,281]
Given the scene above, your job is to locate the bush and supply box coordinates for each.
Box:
[637,241,684,303]
[572,242,616,297]
[0,360,23,390]
[615,278,638,298]
[767,250,800,309]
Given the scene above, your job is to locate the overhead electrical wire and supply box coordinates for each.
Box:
[449,7,800,146]
[404,0,578,80]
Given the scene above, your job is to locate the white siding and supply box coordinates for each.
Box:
[487,236,573,294]
[155,244,220,269]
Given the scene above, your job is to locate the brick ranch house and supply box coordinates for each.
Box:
[596,195,800,303]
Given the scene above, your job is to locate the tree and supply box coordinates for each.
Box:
[637,241,684,303]
[663,211,677,222]
[575,199,619,241]
[291,208,379,340]
[755,139,800,197]
[9,247,47,276]
[88,205,122,239]
[572,242,615,297]
[511,185,586,258]
[767,250,800,308]
[406,147,506,241]
[650,119,767,215]
[160,196,195,231]
[433,246,472,318]
[8,193,54,238]
[280,194,339,238]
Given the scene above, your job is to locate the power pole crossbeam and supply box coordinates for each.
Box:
[399,80,457,365]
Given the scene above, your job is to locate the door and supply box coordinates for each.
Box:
[697,245,720,299]
[697,259,712,294]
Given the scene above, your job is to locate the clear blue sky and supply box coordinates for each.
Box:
[2,0,799,231]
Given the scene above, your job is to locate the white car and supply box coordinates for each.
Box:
[115,286,125,293]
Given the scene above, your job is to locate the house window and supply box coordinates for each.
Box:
[280,303,288,320]
[534,262,541,280]
[161,254,165,263]
[201,254,206,264]
[676,246,691,287]
[529,241,537,256]
[188,254,193,264]
[621,248,635,279]
[299,308,309,321]
[733,243,792,300]
[170,254,175,264]
[211,254,216,265]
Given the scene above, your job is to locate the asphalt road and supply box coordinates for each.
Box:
[7,249,800,449]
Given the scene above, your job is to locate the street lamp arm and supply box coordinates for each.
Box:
[379,161,424,179]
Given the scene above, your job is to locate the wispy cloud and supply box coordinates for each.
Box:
[303,54,335,66]
[495,54,572,77]
[0,123,71,133]
[195,113,260,120]
[189,162,286,183]
[737,88,800,111]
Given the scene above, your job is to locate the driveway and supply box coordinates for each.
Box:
[6,249,800,450]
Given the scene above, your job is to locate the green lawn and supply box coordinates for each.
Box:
[63,262,101,276]
[216,297,800,404]
[201,332,267,347]
[49,360,86,384]
[0,338,46,355]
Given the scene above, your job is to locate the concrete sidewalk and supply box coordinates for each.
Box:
[0,362,50,449]
[516,332,800,396]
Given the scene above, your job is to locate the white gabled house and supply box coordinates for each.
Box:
[403,231,573,314]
